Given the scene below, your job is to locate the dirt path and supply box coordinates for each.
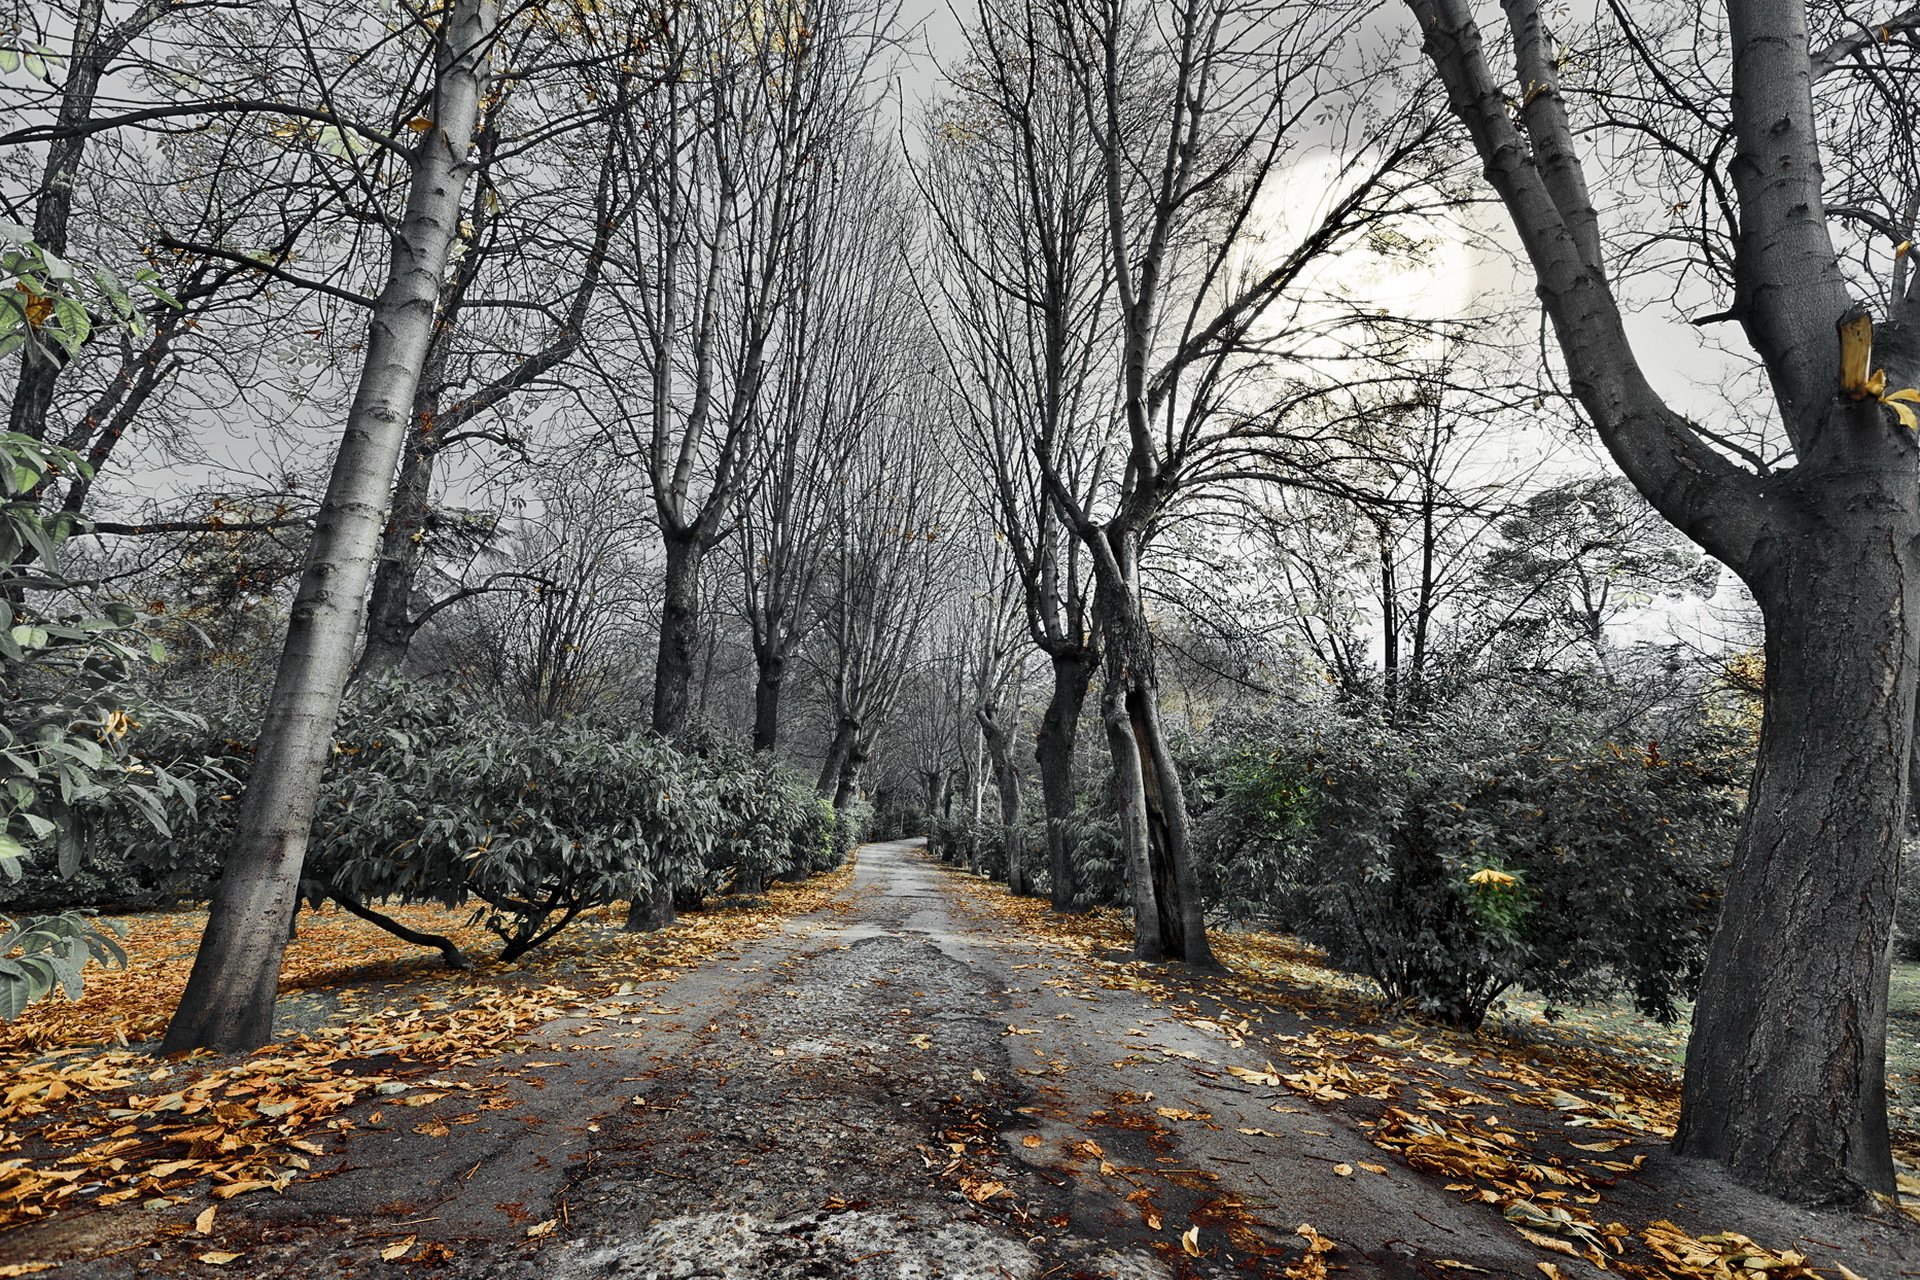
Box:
[14,840,1919,1278]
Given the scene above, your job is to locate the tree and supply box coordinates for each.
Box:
[918,0,1114,910]
[736,133,911,752]
[1031,0,1447,964]
[1406,0,1920,1202]
[595,0,892,744]
[162,0,499,1053]
[812,387,959,810]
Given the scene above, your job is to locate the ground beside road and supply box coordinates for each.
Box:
[6,838,1919,1279]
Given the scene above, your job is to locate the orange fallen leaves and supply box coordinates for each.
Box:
[0,865,854,1234]
[937,860,1874,1280]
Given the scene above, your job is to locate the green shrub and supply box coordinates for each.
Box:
[116,682,831,962]
[1186,705,1736,1030]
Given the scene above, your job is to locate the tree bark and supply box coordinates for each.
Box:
[979,708,1027,894]
[751,648,785,753]
[1674,445,1920,1203]
[1036,647,1095,910]
[818,717,858,799]
[161,0,498,1054]
[652,530,701,739]
[357,390,439,680]
[1091,534,1214,967]
[1100,665,1162,960]
[624,883,677,933]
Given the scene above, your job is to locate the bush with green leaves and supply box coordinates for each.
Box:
[1184,704,1737,1030]
[0,433,201,1016]
[117,683,845,963]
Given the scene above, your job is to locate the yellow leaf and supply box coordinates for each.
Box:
[196,1253,244,1266]
[1020,1135,1043,1148]
[526,1219,558,1239]
[194,1206,216,1235]
[1181,1226,1202,1257]
[0,1266,58,1277]
[211,1180,274,1200]
[1536,1265,1564,1280]
[1512,1226,1580,1258]
[1840,308,1876,396]
[406,117,436,132]
[1357,1162,1389,1174]
[380,1235,415,1261]
[1332,1163,1354,1177]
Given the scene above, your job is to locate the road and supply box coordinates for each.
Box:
[27,840,1616,1278]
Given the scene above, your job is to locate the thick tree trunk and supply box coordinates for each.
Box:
[1101,671,1162,959]
[833,741,867,811]
[818,717,858,798]
[652,532,702,739]
[1675,476,1920,1204]
[357,399,439,680]
[1036,647,1096,910]
[624,883,677,933]
[1091,536,1214,967]
[752,649,785,752]
[160,0,498,1054]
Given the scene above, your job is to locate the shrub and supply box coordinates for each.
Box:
[116,682,833,963]
[1187,705,1736,1030]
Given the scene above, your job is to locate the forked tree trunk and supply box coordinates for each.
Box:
[1675,460,1920,1202]
[652,531,702,739]
[1101,669,1162,960]
[1036,647,1096,910]
[161,0,499,1054]
[1092,538,1215,967]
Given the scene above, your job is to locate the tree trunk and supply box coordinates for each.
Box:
[160,0,498,1054]
[10,0,116,443]
[1092,536,1214,967]
[652,531,702,739]
[980,711,1027,894]
[1101,669,1162,959]
[833,739,868,811]
[357,397,440,680]
[752,648,785,752]
[1036,647,1096,910]
[818,717,858,798]
[624,883,677,933]
[1675,483,1919,1204]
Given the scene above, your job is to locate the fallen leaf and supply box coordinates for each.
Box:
[196,1253,244,1266]
[194,1206,216,1235]
[1181,1226,1202,1257]
[1332,1163,1353,1177]
[380,1236,416,1262]
[525,1219,558,1239]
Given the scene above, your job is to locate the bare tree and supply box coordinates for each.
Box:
[918,0,1115,909]
[812,386,959,808]
[162,0,499,1052]
[1028,0,1449,963]
[594,0,893,744]
[736,132,914,751]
